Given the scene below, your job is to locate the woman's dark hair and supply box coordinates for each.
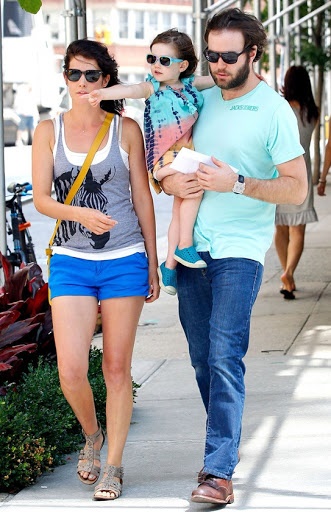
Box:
[64,39,123,114]
[204,8,267,62]
[150,28,198,78]
[282,65,319,124]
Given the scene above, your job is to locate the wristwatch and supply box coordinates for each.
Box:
[232,174,245,194]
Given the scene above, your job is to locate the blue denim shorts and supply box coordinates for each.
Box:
[49,252,149,301]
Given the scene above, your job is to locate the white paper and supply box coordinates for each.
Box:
[170,147,218,174]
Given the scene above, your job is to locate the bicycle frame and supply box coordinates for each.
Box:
[5,182,37,270]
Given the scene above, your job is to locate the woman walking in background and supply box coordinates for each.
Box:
[275,65,319,299]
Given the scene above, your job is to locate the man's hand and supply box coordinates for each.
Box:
[161,172,204,198]
[197,157,237,192]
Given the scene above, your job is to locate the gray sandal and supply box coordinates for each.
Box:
[93,464,124,501]
[77,421,105,485]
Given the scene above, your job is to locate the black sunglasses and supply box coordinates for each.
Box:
[65,69,104,83]
[146,54,183,67]
[203,47,250,65]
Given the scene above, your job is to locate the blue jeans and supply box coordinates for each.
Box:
[177,254,263,480]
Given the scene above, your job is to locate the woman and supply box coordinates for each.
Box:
[275,65,319,299]
[32,39,159,501]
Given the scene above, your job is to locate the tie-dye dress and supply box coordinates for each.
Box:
[144,74,204,193]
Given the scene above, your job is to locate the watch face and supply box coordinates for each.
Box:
[233,180,245,194]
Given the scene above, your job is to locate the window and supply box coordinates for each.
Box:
[162,12,171,32]
[119,10,128,39]
[177,13,187,33]
[148,12,158,35]
[135,11,144,39]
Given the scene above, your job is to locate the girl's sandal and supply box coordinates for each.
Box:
[77,421,105,485]
[93,464,124,501]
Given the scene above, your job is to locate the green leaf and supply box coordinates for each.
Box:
[18,0,42,15]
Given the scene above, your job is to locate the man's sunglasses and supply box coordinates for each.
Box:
[203,47,250,65]
[65,69,104,83]
[146,54,183,67]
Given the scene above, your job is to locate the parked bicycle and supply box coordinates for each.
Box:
[4,182,37,270]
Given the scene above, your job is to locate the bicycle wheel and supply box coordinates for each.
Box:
[17,202,37,265]
[19,227,37,264]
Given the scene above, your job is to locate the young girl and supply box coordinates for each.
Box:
[86,29,215,295]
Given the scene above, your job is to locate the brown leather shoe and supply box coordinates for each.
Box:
[191,476,234,504]
[197,451,240,483]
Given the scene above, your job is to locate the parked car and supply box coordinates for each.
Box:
[3,107,20,146]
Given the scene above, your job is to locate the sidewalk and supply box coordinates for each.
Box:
[1,183,331,511]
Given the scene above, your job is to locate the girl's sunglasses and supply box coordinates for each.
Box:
[203,47,250,65]
[65,69,104,83]
[146,54,183,67]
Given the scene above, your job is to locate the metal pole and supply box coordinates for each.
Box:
[294,4,301,64]
[193,0,202,75]
[286,1,331,31]
[263,0,307,28]
[268,0,277,91]
[193,0,209,76]
[76,0,87,40]
[283,0,290,73]
[0,4,7,258]
[253,0,261,75]
[63,0,78,48]
[204,0,239,14]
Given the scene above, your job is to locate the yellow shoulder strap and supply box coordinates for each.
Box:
[46,112,114,252]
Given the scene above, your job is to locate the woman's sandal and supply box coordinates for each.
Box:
[77,421,105,485]
[93,464,124,501]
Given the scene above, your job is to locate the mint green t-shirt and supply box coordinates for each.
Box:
[192,81,304,265]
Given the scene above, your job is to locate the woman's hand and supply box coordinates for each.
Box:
[76,207,117,235]
[145,270,160,303]
[317,180,327,196]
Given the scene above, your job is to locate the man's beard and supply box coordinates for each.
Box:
[211,55,250,90]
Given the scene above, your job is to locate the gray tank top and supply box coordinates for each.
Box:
[53,114,144,253]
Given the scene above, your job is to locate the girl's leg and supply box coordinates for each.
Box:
[178,196,203,249]
[94,295,145,499]
[165,196,182,269]
[51,295,102,483]
[173,196,206,269]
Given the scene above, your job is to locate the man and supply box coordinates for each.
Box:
[161,8,307,506]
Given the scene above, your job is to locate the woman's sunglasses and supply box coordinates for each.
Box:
[203,47,250,65]
[65,69,104,83]
[146,54,183,67]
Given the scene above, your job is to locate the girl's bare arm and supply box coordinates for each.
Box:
[85,81,153,107]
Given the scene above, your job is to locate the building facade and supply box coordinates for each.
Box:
[42,0,194,83]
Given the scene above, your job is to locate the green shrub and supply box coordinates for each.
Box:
[0,348,140,492]
[4,359,82,464]
[0,406,54,492]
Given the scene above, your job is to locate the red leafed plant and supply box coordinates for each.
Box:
[0,253,55,395]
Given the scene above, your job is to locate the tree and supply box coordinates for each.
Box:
[295,1,331,183]
[18,0,42,14]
